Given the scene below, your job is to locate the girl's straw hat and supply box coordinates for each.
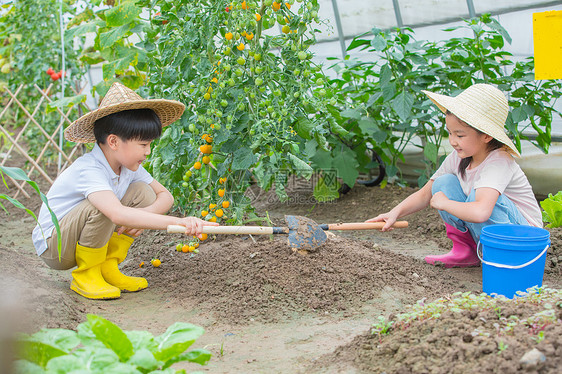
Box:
[422,83,520,157]
[64,82,185,143]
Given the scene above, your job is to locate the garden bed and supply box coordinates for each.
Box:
[1,182,561,372]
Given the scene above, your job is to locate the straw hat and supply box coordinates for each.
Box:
[422,83,520,157]
[64,82,185,143]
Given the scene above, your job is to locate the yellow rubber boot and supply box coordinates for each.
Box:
[101,232,148,292]
[70,243,121,299]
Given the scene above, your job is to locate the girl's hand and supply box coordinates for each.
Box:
[365,211,398,231]
[430,191,449,211]
[179,217,219,237]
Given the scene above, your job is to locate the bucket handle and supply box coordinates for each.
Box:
[476,242,549,270]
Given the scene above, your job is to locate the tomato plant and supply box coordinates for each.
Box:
[0,0,88,164]
[142,0,334,222]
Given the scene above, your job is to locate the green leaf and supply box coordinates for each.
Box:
[153,323,205,363]
[13,360,46,374]
[17,340,67,368]
[105,1,141,27]
[294,115,314,139]
[45,355,85,373]
[288,153,313,177]
[87,314,134,361]
[46,95,86,114]
[540,191,562,228]
[310,149,333,169]
[382,81,396,101]
[125,330,157,352]
[423,142,438,164]
[340,109,361,120]
[27,329,80,352]
[379,65,392,85]
[232,148,255,170]
[100,23,133,50]
[330,122,349,138]
[370,35,386,51]
[66,20,99,39]
[72,346,120,372]
[127,348,162,371]
[161,348,211,369]
[372,129,388,144]
[510,106,527,123]
[358,117,377,135]
[391,91,414,121]
[304,139,318,158]
[333,148,359,186]
[0,165,30,181]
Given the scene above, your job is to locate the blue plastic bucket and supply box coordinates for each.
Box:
[478,224,550,298]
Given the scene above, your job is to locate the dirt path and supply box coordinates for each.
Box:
[1,183,560,373]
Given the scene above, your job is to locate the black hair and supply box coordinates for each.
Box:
[445,111,504,179]
[94,108,162,144]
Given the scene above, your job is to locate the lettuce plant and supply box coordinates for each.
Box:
[540,191,562,228]
[14,314,211,373]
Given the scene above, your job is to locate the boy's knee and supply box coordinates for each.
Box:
[122,182,156,208]
[432,174,458,195]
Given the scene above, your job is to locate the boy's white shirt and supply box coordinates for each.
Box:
[32,144,154,256]
[431,148,543,227]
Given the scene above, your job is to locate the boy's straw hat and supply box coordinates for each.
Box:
[64,82,185,143]
[422,83,520,157]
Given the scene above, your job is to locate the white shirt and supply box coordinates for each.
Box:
[32,144,153,256]
[431,149,543,227]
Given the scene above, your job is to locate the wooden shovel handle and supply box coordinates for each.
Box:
[167,225,288,235]
[325,221,408,231]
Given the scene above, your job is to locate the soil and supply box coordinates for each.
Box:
[1,174,561,373]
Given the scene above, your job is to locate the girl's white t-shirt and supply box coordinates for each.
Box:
[431,148,543,227]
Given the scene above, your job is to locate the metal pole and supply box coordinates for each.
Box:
[330,0,347,58]
[392,0,403,28]
[58,0,66,172]
[466,0,476,18]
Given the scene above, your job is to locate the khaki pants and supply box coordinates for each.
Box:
[40,182,156,270]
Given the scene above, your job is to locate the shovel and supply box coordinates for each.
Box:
[167,215,408,251]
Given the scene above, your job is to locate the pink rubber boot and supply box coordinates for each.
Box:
[425,223,480,268]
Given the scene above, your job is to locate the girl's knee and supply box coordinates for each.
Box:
[432,174,459,194]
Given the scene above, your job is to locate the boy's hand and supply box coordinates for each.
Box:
[179,217,219,238]
[117,227,144,237]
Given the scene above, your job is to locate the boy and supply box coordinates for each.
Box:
[32,82,217,300]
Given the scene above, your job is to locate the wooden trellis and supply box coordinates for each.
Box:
[0,83,88,199]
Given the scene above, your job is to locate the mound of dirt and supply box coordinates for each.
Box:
[0,245,85,332]
[124,231,477,324]
[253,184,562,277]
[314,293,562,373]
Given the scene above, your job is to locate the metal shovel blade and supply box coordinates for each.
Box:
[285,215,327,250]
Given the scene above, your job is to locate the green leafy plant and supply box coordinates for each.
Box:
[328,14,562,186]
[540,191,562,228]
[370,287,561,340]
[0,165,61,257]
[14,314,211,373]
[497,340,508,354]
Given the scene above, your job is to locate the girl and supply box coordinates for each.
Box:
[367,83,542,268]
